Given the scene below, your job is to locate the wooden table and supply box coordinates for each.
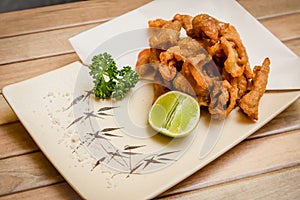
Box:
[0,0,299,199]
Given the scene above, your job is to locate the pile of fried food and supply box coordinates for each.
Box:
[136,14,270,121]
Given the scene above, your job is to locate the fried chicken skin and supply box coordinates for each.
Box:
[148,19,181,50]
[239,58,270,120]
[136,13,270,120]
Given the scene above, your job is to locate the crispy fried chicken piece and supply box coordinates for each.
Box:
[173,62,210,106]
[181,61,209,94]
[148,19,181,50]
[192,14,221,43]
[236,74,250,99]
[136,49,152,76]
[135,48,159,80]
[172,66,197,96]
[158,62,177,81]
[208,78,239,120]
[221,37,244,77]
[135,13,270,121]
[208,80,229,119]
[158,37,211,84]
[173,14,194,37]
[136,48,163,79]
[224,79,238,116]
[177,37,209,59]
[220,25,253,79]
[239,58,270,120]
[136,49,172,104]
[148,18,168,28]
[187,14,253,79]
[149,48,161,66]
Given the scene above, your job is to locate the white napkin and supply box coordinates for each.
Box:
[69,0,300,90]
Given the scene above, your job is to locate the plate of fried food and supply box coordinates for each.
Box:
[3,0,300,199]
[136,13,271,121]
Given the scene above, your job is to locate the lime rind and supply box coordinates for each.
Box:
[148,91,200,138]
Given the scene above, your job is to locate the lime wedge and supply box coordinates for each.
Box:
[148,91,200,138]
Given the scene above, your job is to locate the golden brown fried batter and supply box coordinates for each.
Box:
[189,14,253,79]
[136,48,157,80]
[221,37,244,77]
[236,74,249,99]
[239,58,270,120]
[136,49,152,76]
[173,14,194,36]
[208,80,229,119]
[192,14,221,43]
[136,13,270,120]
[148,19,181,50]
[158,61,177,81]
[221,25,253,79]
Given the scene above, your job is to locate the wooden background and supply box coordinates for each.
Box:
[0,0,299,199]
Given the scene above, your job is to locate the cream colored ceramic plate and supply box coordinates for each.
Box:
[3,62,300,199]
[3,0,300,199]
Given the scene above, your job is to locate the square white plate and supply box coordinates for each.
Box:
[70,0,300,90]
[3,0,300,199]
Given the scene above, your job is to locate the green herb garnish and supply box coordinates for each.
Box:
[88,52,139,100]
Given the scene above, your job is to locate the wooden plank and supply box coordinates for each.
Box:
[0,0,152,38]
[0,23,99,65]
[285,37,300,56]
[159,165,300,200]
[0,95,18,125]
[0,122,38,159]
[160,129,300,197]
[237,0,300,18]
[0,10,300,66]
[0,0,296,39]
[260,12,300,41]
[0,182,82,200]
[2,165,299,200]
[0,152,64,196]
[0,53,79,90]
[0,129,299,197]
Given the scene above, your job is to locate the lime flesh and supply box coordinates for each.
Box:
[148,91,200,138]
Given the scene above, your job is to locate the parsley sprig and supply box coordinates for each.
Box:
[88,52,139,100]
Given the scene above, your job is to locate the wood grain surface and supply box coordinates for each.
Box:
[0,0,299,199]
